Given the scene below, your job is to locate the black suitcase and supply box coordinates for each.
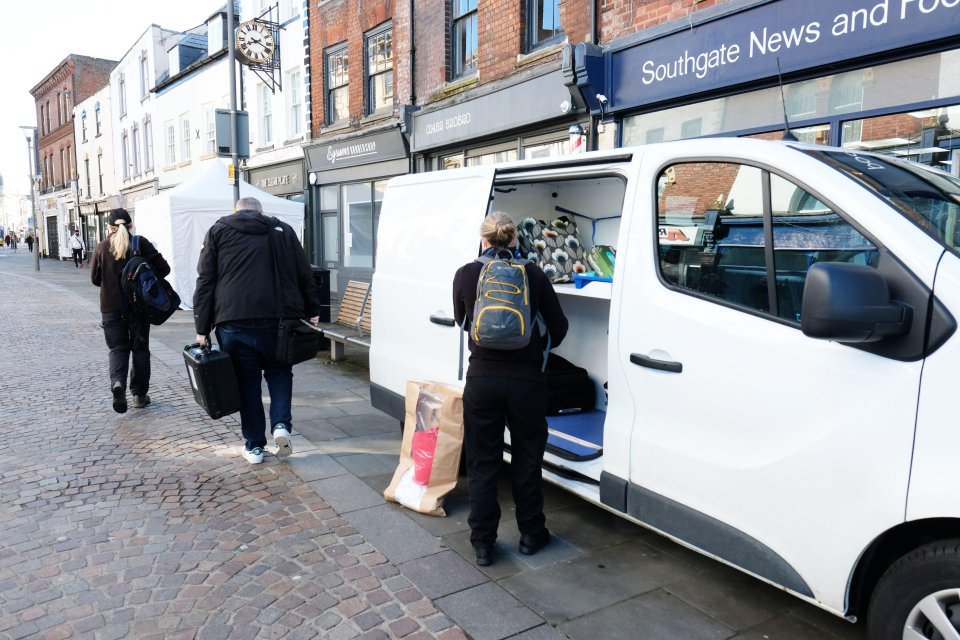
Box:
[545,353,596,415]
[183,344,241,419]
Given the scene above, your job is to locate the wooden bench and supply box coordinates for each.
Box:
[315,280,372,361]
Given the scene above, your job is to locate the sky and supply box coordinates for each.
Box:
[0,0,224,195]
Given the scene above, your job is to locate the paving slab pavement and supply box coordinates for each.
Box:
[0,249,869,639]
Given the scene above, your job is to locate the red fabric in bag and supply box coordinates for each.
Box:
[411,428,439,485]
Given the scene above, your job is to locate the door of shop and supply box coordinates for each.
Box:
[45,216,58,258]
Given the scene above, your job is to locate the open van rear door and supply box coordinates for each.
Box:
[370,166,496,420]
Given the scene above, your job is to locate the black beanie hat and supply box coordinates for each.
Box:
[108,208,132,226]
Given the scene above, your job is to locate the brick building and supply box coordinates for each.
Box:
[30,55,116,259]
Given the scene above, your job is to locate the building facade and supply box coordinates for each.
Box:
[109,25,180,220]
[30,55,116,259]
[242,0,310,212]
[74,85,118,250]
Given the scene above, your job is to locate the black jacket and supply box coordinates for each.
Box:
[91,235,170,313]
[453,256,568,381]
[193,211,321,335]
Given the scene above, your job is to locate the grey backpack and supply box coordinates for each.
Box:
[472,251,533,350]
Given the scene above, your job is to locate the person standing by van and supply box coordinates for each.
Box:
[452,211,569,567]
[90,208,170,413]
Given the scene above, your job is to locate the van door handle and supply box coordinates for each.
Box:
[430,314,456,327]
[630,353,683,373]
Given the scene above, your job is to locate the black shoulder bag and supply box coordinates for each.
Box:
[268,222,320,366]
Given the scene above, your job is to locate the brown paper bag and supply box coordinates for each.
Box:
[384,380,464,516]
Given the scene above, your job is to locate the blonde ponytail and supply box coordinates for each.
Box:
[109,223,131,261]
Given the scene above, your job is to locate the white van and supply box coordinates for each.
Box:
[369,138,960,639]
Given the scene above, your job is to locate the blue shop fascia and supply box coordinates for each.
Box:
[566,0,960,172]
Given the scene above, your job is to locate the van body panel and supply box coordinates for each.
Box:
[617,142,928,610]
[908,250,960,522]
[369,166,495,398]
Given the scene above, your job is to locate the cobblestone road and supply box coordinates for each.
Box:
[0,265,465,640]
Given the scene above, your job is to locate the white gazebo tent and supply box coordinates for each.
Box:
[134,161,305,309]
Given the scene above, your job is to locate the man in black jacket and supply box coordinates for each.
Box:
[194,197,321,464]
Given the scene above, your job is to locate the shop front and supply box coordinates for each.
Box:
[304,127,409,294]
[585,0,960,174]
[410,68,590,171]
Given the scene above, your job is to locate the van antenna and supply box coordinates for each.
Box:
[777,58,798,142]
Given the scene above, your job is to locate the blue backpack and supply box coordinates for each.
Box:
[120,235,180,325]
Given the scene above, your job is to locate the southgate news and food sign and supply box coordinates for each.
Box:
[610,0,960,109]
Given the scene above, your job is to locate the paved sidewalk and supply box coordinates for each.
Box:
[0,251,465,640]
[0,249,869,640]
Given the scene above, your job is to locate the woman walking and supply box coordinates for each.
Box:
[90,209,170,413]
[452,211,569,566]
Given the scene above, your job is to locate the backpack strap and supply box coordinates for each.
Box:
[131,235,141,257]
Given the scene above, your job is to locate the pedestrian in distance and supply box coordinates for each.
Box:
[25,235,33,253]
[90,208,170,413]
[193,196,321,464]
[452,211,569,567]
[69,230,84,267]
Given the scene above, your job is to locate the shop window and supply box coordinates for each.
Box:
[451,0,478,79]
[656,161,877,323]
[841,104,959,171]
[680,118,702,139]
[326,44,349,125]
[527,0,562,51]
[365,24,393,115]
[785,80,818,120]
[343,182,376,268]
[645,128,664,144]
[466,150,518,166]
[441,153,464,170]
[522,139,564,160]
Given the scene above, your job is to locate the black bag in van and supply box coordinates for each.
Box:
[545,353,596,415]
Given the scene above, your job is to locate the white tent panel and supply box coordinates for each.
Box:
[134,161,304,310]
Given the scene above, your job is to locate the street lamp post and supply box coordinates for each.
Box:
[19,126,40,272]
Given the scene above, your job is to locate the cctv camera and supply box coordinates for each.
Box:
[596,94,608,104]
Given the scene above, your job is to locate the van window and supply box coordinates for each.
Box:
[657,162,878,322]
[807,150,960,255]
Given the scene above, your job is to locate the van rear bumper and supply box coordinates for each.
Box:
[370,383,405,422]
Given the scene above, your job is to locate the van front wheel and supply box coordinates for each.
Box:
[867,540,960,640]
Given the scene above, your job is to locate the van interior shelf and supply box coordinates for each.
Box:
[554,281,612,299]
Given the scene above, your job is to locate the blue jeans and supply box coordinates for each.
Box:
[216,319,293,450]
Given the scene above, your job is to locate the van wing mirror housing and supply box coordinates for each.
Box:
[801,263,912,343]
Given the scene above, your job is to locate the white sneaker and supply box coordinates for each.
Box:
[273,425,293,458]
[242,446,264,464]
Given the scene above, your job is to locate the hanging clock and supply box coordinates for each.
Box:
[236,20,276,65]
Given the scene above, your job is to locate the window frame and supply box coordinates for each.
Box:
[259,84,273,144]
[364,23,393,116]
[451,0,478,79]
[81,110,88,143]
[121,130,130,180]
[94,103,102,137]
[118,73,127,117]
[325,43,349,126]
[143,115,154,171]
[526,0,563,52]
[164,120,176,166]
[287,69,303,136]
[139,50,150,99]
[179,114,191,161]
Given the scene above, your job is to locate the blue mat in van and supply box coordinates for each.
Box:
[545,410,605,461]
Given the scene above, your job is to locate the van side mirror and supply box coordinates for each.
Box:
[801,263,912,343]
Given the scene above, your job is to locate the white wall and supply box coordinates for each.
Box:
[74,86,116,205]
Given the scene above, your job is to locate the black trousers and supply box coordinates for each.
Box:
[463,376,549,547]
[72,248,83,267]
[102,312,151,395]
